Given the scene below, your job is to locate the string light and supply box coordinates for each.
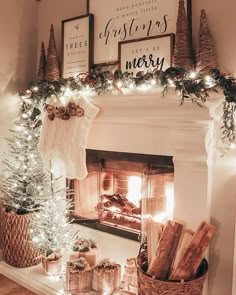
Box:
[229,143,236,150]
[189,72,197,79]
[117,81,123,88]
[150,79,157,86]
[32,86,39,92]
[168,79,175,87]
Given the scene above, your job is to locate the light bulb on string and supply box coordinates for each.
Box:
[168,79,175,87]
[150,79,157,86]
[189,72,197,79]
[117,81,123,88]
[32,86,39,92]
[22,113,28,119]
[229,143,236,150]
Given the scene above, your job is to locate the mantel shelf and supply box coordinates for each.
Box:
[88,87,223,126]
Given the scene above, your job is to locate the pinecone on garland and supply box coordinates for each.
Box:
[37,42,46,80]
[45,24,60,81]
[196,9,217,73]
[173,0,194,69]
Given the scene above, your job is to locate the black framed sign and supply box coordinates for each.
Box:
[118,34,174,75]
[88,0,191,65]
[62,14,94,78]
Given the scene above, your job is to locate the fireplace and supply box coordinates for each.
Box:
[64,92,235,295]
[71,149,174,238]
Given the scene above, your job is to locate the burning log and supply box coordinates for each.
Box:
[100,193,140,215]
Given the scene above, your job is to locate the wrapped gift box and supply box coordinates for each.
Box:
[42,253,62,276]
[70,238,98,267]
[69,247,98,267]
[66,258,92,293]
[92,259,121,294]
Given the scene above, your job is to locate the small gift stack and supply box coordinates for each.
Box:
[92,259,121,294]
[66,257,93,294]
[121,258,138,294]
[69,238,98,267]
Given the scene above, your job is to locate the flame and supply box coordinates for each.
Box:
[127,176,141,207]
[153,182,174,223]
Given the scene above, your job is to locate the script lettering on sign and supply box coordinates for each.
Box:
[119,34,173,75]
[89,0,188,64]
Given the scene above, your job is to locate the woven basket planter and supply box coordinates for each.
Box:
[137,245,208,295]
[0,208,40,268]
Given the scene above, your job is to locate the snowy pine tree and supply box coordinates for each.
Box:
[1,99,49,214]
[30,172,77,257]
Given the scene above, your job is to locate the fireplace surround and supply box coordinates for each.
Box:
[71,149,174,240]
[76,89,236,295]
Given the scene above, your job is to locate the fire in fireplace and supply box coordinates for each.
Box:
[70,150,174,240]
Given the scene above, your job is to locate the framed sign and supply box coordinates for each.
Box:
[88,0,191,65]
[118,34,174,75]
[62,14,94,78]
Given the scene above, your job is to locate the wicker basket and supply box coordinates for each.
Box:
[137,244,208,295]
[1,208,40,268]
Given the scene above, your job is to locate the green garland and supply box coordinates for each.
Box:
[19,66,236,148]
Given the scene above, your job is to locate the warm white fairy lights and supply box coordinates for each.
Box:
[1,103,49,213]
[30,172,77,257]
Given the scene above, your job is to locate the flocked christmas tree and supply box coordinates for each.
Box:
[173,0,194,69]
[1,98,49,214]
[196,9,217,73]
[30,171,77,257]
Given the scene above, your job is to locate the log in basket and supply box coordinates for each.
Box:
[137,243,208,295]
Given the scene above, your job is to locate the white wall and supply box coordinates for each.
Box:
[192,0,236,75]
[37,0,87,69]
[0,0,38,171]
[209,154,236,295]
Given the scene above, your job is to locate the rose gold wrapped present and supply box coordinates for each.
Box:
[69,238,98,267]
[66,257,92,293]
[92,259,121,294]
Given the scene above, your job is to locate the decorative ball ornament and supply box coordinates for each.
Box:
[46,105,54,114]
[76,106,84,117]
[45,102,85,120]
[48,113,55,121]
[61,113,70,120]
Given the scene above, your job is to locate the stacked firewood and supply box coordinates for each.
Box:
[146,220,215,281]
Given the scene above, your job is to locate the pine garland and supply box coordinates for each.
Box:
[19,66,236,149]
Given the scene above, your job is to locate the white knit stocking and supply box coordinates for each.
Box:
[38,95,99,180]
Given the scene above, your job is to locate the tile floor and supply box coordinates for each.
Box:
[0,274,36,295]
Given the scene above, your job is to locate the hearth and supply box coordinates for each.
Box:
[70,149,174,239]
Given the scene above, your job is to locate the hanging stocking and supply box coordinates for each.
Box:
[38,95,99,180]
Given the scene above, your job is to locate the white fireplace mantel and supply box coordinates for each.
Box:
[85,90,235,295]
[87,90,217,230]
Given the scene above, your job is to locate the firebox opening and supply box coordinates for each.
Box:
[69,149,174,241]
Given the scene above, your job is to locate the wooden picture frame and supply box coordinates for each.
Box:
[88,0,191,66]
[118,34,174,75]
[61,14,94,78]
